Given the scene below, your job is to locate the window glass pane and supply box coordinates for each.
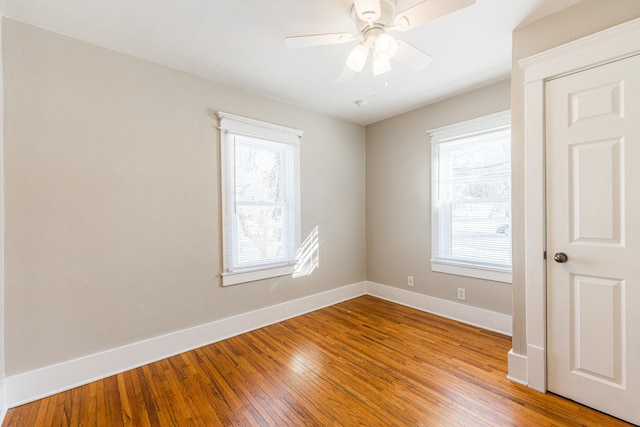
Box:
[439,130,511,202]
[450,201,510,266]
[235,140,284,203]
[230,136,295,269]
[236,205,285,266]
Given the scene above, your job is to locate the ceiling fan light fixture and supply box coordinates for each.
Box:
[374,33,398,61]
[346,43,369,72]
[287,0,464,83]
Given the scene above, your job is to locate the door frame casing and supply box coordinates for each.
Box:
[518,17,640,392]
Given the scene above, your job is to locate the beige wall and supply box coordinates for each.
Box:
[365,79,512,315]
[510,0,640,354]
[2,18,366,375]
[0,16,5,405]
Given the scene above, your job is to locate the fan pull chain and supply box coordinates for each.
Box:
[371,79,390,98]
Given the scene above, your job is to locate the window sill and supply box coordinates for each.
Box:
[431,259,512,284]
[221,264,296,286]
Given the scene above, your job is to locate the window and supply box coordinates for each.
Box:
[429,111,511,283]
[218,112,302,286]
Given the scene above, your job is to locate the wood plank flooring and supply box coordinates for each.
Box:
[3,295,633,426]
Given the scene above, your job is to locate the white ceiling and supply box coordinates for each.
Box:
[0,0,579,125]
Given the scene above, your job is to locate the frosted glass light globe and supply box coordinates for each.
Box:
[374,33,398,61]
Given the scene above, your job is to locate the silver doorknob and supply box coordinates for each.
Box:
[553,252,568,263]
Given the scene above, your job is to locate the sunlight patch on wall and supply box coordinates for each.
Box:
[294,226,319,278]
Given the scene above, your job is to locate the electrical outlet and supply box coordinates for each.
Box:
[457,288,466,301]
[408,276,414,287]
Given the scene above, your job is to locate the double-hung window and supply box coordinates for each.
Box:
[429,110,511,283]
[218,112,302,286]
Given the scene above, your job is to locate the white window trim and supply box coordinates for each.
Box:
[428,110,512,284]
[429,110,511,142]
[431,260,512,283]
[218,112,303,286]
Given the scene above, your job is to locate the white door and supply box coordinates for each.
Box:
[546,54,640,425]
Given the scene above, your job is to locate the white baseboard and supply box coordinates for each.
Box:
[507,349,528,385]
[526,344,547,392]
[365,281,512,336]
[5,282,366,408]
[0,379,7,425]
[5,281,515,409]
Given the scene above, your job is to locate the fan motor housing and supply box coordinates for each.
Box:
[352,0,397,31]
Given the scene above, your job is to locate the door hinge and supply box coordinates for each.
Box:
[544,251,547,260]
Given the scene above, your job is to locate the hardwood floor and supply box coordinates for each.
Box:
[3,295,633,426]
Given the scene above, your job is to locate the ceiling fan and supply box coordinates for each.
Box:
[285,0,475,83]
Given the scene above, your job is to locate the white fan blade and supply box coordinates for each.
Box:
[346,44,369,72]
[372,57,391,77]
[335,66,357,84]
[393,0,475,32]
[394,40,433,72]
[353,0,381,22]
[285,33,358,49]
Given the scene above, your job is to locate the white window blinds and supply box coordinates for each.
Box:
[429,111,512,283]
[218,112,302,286]
[233,136,295,268]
